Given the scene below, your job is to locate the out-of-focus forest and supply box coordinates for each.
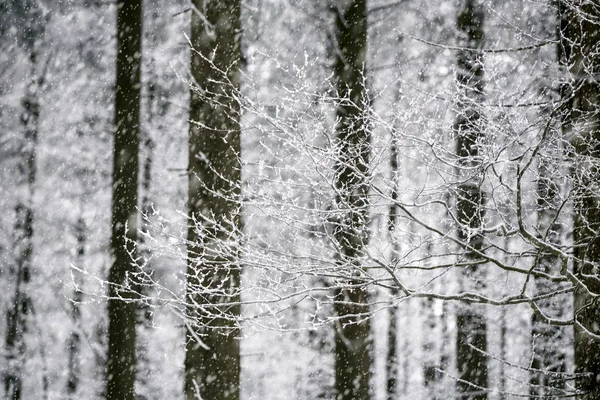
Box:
[0,0,599,399]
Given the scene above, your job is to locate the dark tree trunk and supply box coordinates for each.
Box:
[422,297,443,399]
[67,217,85,399]
[498,307,507,400]
[529,5,570,396]
[386,288,399,400]
[106,0,142,398]
[453,1,488,399]
[530,150,567,397]
[562,1,600,398]
[4,5,44,396]
[185,0,242,399]
[331,1,372,399]
[386,124,400,400]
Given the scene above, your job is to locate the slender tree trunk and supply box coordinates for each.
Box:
[5,78,36,400]
[562,1,600,398]
[530,156,567,397]
[386,126,400,400]
[106,0,142,398]
[423,297,442,399]
[67,217,85,399]
[454,1,488,399]
[498,307,507,400]
[4,8,44,396]
[386,287,399,400]
[185,1,242,399]
[386,290,399,400]
[331,1,372,399]
[529,5,570,396]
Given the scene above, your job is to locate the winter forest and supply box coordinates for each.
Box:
[1,0,600,399]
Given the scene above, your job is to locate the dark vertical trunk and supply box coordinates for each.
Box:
[185,0,242,399]
[562,1,600,398]
[386,288,399,400]
[5,143,34,400]
[498,307,507,400]
[386,126,400,400]
[331,1,372,399]
[4,6,44,396]
[106,0,142,398]
[422,297,442,399]
[422,242,442,398]
[530,157,567,396]
[386,296,398,400]
[529,5,569,396]
[67,217,85,398]
[454,1,488,399]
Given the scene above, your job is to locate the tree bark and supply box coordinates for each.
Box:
[4,4,44,397]
[106,0,142,398]
[332,1,372,399]
[562,1,600,398]
[528,4,571,396]
[67,217,85,399]
[185,1,242,399]
[454,1,488,398]
[385,296,398,400]
[422,297,443,399]
[530,150,567,397]
[386,121,400,400]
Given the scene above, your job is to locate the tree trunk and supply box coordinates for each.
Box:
[530,154,567,397]
[529,5,569,396]
[386,287,399,400]
[422,242,442,398]
[67,217,85,399]
[386,118,400,400]
[332,1,372,399]
[185,0,242,399]
[423,297,442,399]
[498,307,507,400]
[106,0,142,397]
[562,1,600,398]
[4,5,44,396]
[454,1,488,399]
